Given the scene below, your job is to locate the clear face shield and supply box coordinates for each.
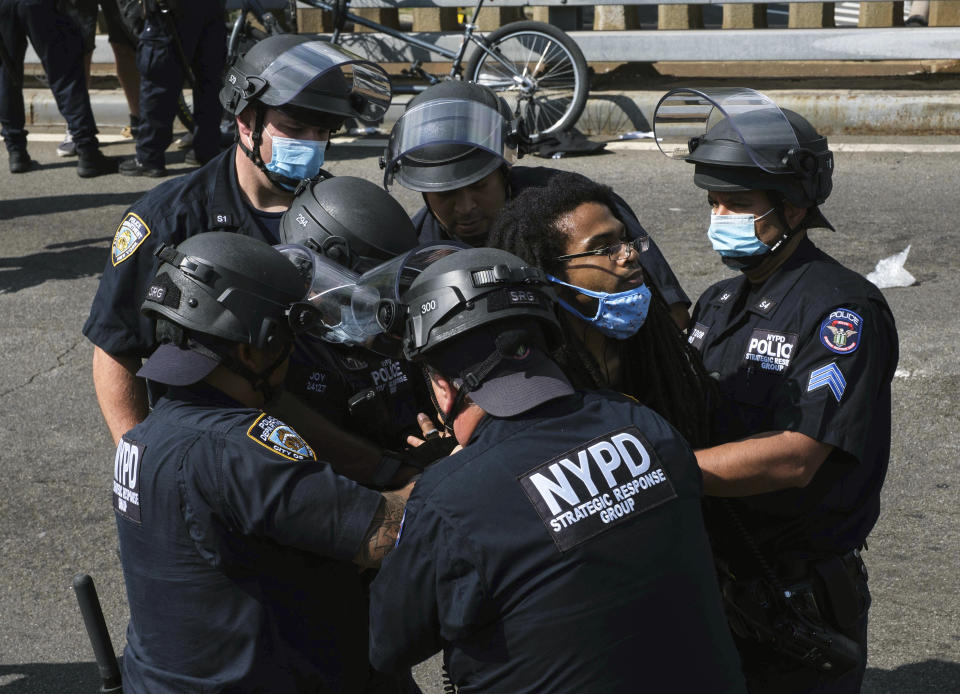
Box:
[258,42,392,123]
[653,87,801,173]
[276,243,466,356]
[381,99,518,189]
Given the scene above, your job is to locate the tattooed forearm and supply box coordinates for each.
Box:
[355,482,414,568]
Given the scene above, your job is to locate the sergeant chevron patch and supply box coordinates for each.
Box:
[807,362,847,402]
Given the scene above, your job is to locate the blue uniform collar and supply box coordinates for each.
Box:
[708,237,822,323]
[205,145,260,237]
[466,392,583,446]
[164,381,248,409]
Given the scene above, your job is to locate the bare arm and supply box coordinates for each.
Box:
[695,430,833,497]
[92,346,148,445]
[354,479,416,568]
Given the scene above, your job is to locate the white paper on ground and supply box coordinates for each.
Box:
[866,245,917,288]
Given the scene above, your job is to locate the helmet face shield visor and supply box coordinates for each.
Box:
[276,243,466,355]
[257,42,391,122]
[275,244,376,346]
[654,87,800,173]
[383,99,517,189]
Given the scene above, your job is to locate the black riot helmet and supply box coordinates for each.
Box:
[279,176,419,272]
[654,87,835,232]
[138,232,316,390]
[222,35,392,193]
[220,34,391,126]
[401,247,572,420]
[382,81,521,192]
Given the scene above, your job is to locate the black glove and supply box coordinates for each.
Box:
[371,436,459,489]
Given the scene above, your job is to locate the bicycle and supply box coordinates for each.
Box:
[214,0,590,141]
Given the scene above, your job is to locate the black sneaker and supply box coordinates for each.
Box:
[118,157,166,178]
[9,148,35,174]
[77,149,119,178]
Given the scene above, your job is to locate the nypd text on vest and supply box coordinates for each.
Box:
[519,426,677,552]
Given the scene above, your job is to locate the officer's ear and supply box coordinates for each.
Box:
[426,367,457,415]
[234,343,259,372]
[782,200,808,230]
[236,106,256,140]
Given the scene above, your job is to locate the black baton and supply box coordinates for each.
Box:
[72,573,123,694]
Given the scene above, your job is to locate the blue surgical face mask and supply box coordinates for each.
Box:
[547,275,652,339]
[706,208,776,258]
[265,135,327,190]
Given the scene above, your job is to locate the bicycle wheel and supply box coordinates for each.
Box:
[465,20,589,140]
[176,91,194,132]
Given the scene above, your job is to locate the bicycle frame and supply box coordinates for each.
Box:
[296,0,531,83]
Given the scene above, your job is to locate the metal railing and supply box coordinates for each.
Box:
[295,0,960,62]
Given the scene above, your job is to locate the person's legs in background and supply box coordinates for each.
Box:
[122,12,182,176]
[57,0,97,156]
[0,0,36,172]
[179,0,225,166]
[98,0,141,138]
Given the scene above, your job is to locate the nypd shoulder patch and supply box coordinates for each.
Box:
[807,362,846,403]
[819,308,863,355]
[246,414,317,462]
[111,213,151,266]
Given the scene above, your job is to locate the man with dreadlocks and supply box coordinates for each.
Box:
[84,35,391,445]
[368,246,746,693]
[381,80,692,330]
[488,171,717,448]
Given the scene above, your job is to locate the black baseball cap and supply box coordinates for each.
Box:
[428,323,573,417]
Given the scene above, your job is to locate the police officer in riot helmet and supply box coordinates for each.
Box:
[280,175,419,273]
[272,176,448,481]
[84,35,391,446]
[382,79,693,328]
[655,88,899,693]
[368,247,747,693]
[113,231,413,692]
[222,34,390,195]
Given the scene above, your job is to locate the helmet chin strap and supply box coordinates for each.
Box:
[423,366,459,435]
[237,104,302,193]
[727,201,801,272]
[216,341,293,405]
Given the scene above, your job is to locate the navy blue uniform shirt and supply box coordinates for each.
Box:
[412,165,690,308]
[690,236,899,565]
[287,335,431,449]
[370,391,746,694]
[112,383,383,692]
[83,147,282,359]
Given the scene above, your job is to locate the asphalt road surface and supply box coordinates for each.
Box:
[1,130,957,693]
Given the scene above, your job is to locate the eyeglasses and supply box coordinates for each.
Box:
[553,236,650,263]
